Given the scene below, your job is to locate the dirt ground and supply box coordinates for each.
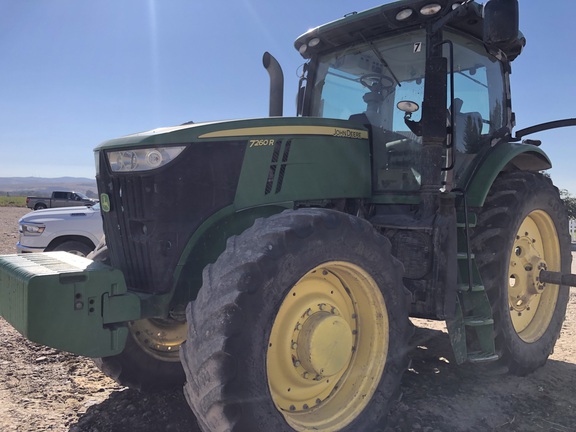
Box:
[0,206,575,432]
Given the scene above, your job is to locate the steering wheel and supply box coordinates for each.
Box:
[359,74,395,91]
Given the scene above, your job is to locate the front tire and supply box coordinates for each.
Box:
[89,245,187,391]
[471,172,571,375]
[181,209,411,431]
[51,240,94,257]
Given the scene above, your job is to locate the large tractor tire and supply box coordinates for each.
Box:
[471,171,571,375]
[181,209,411,432]
[89,244,187,391]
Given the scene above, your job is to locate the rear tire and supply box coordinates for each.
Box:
[89,245,187,391]
[34,203,47,210]
[181,209,411,431]
[471,172,571,375]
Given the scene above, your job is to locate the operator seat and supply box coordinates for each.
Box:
[450,98,483,154]
[450,98,484,182]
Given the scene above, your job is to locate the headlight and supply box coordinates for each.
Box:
[107,146,186,172]
[20,223,46,236]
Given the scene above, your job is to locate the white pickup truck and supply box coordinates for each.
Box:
[17,204,104,256]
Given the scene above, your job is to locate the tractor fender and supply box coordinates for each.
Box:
[170,203,292,306]
[463,142,551,207]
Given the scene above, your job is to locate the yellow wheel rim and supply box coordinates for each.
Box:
[129,318,187,362]
[508,210,561,342]
[267,261,388,431]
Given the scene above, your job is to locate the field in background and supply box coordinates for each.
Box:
[0,196,26,207]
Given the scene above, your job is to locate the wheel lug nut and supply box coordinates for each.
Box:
[291,342,298,350]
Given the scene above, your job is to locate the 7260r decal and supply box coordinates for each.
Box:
[249,139,275,148]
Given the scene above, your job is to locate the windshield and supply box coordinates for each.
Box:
[309,29,427,191]
[310,29,426,128]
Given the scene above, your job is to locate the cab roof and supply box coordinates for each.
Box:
[294,0,524,61]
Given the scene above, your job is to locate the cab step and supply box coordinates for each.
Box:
[447,227,498,365]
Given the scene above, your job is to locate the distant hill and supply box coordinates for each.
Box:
[0,177,97,198]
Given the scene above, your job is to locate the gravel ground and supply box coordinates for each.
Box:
[0,206,575,432]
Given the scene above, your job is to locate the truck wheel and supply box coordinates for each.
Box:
[181,209,411,431]
[34,203,47,210]
[89,245,187,391]
[52,240,94,257]
[471,171,571,375]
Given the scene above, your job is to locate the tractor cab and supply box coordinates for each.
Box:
[295,0,522,194]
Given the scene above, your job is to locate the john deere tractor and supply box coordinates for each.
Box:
[2,0,575,430]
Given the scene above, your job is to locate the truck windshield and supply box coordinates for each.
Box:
[308,28,506,192]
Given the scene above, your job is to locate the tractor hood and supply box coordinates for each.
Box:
[94,117,369,151]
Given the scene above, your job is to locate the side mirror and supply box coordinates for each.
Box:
[396,100,420,114]
[483,0,520,53]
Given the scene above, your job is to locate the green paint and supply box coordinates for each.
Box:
[0,252,140,357]
[460,142,551,207]
[172,204,293,305]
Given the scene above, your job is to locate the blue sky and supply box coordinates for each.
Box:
[1,1,575,193]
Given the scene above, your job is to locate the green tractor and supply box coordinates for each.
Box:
[2,0,575,430]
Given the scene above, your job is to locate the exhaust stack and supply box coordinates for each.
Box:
[262,52,284,117]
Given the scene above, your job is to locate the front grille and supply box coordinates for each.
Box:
[97,141,245,294]
[264,139,292,195]
[106,175,154,292]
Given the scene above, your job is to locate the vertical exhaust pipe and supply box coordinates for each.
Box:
[262,52,284,117]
